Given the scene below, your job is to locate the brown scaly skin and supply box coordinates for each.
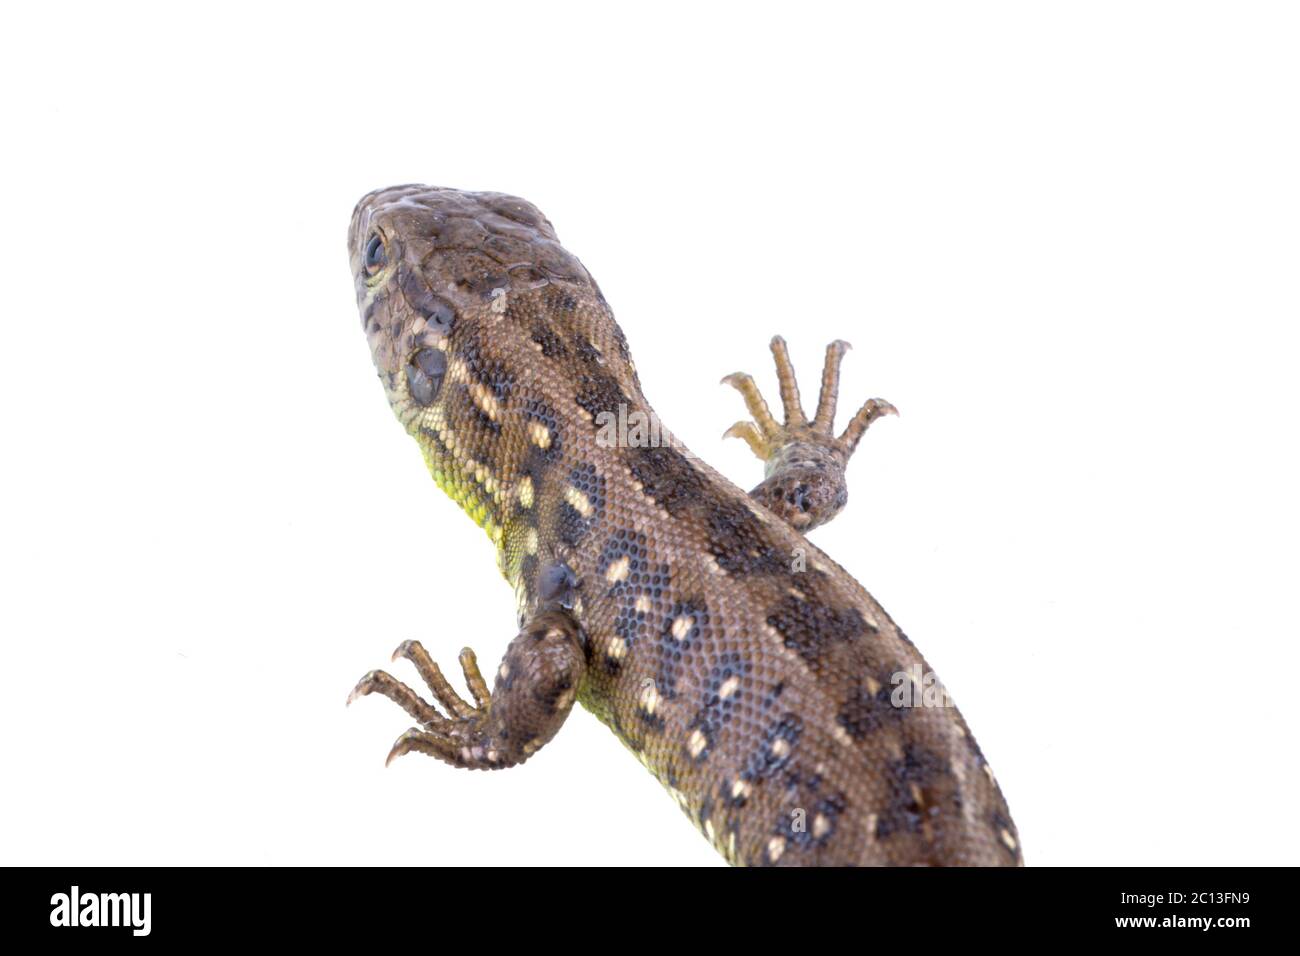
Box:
[345,185,1022,866]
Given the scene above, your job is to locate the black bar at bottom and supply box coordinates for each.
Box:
[6,866,1287,942]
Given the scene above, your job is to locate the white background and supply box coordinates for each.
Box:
[2,1,1297,866]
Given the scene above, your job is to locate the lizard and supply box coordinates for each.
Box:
[345,184,1022,866]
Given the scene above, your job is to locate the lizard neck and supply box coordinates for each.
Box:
[412,422,510,553]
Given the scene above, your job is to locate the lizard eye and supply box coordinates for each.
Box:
[364,232,389,275]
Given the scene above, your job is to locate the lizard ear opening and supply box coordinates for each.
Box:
[406,348,447,405]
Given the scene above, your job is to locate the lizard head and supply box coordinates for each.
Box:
[347,184,596,421]
[347,184,616,542]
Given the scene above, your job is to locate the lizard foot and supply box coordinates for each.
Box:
[348,641,496,767]
[347,610,586,770]
[722,336,896,531]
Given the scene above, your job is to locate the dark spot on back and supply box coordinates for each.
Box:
[688,654,751,766]
[555,464,605,546]
[625,445,708,517]
[790,792,848,851]
[597,529,649,593]
[741,713,802,782]
[837,680,905,740]
[654,599,710,699]
[766,594,874,666]
[705,500,788,575]
[574,369,629,421]
[597,530,670,675]
[521,398,563,461]
[876,745,951,840]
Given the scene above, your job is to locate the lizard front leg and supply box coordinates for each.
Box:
[722,336,897,531]
[348,609,586,769]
